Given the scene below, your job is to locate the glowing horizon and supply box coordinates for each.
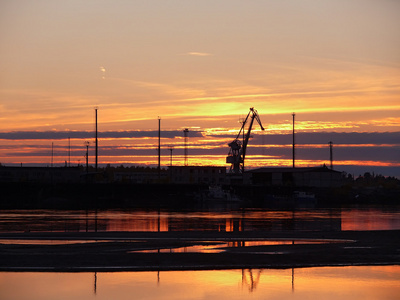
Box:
[0,1,399,176]
[1,127,399,177]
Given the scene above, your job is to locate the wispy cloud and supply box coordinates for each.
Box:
[99,66,106,79]
[0,130,203,140]
[184,52,213,57]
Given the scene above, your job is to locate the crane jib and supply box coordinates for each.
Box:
[227,107,265,174]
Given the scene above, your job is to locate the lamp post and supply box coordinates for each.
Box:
[85,141,90,174]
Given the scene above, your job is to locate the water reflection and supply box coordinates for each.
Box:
[242,269,263,292]
[130,239,353,254]
[0,205,399,233]
[94,272,97,295]
[0,266,398,299]
[341,208,400,230]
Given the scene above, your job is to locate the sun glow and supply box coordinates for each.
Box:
[0,1,399,177]
[1,126,399,173]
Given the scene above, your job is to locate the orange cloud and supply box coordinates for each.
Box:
[185,52,213,56]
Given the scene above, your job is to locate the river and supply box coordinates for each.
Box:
[0,205,399,233]
[0,204,399,299]
[0,266,399,300]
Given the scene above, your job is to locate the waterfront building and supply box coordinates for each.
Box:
[246,165,344,187]
[114,171,167,184]
[0,166,81,183]
[168,166,226,185]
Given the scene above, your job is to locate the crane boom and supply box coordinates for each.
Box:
[226,107,265,173]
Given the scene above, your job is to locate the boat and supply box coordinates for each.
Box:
[264,191,317,207]
[196,186,241,202]
[293,191,315,200]
[293,191,317,207]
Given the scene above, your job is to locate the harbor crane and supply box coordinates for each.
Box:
[226,107,265,173]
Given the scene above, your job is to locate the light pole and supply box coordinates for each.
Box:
[85,141,90,174]
[183,128,189,166]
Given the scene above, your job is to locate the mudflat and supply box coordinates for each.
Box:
[0,230,398,271]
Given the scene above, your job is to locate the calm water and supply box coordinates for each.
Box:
[0,266,399,300]
[1,206,398,299]
[0,205,399,232]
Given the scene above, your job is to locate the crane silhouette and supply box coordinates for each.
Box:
[226,107,265,173]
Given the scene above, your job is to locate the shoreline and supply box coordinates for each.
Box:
[2,262,398,273]
[1,230,398,272]
[1,182,399,209]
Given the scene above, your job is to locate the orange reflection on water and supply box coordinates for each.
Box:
[106,211,169,232]
[0,266,398,300]
[341,209,400,231]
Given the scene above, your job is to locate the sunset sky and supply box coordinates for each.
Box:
[0,0,399,177]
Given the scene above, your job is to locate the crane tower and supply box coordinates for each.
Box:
[226,107,265,173]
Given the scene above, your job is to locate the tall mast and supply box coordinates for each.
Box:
[85,141,90,174]
[292,112,295,168]
[68,137,71,167]
[95,108,98,172]
[158,117,161,179]
[183,128,189,166]
[169,146,174,167]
